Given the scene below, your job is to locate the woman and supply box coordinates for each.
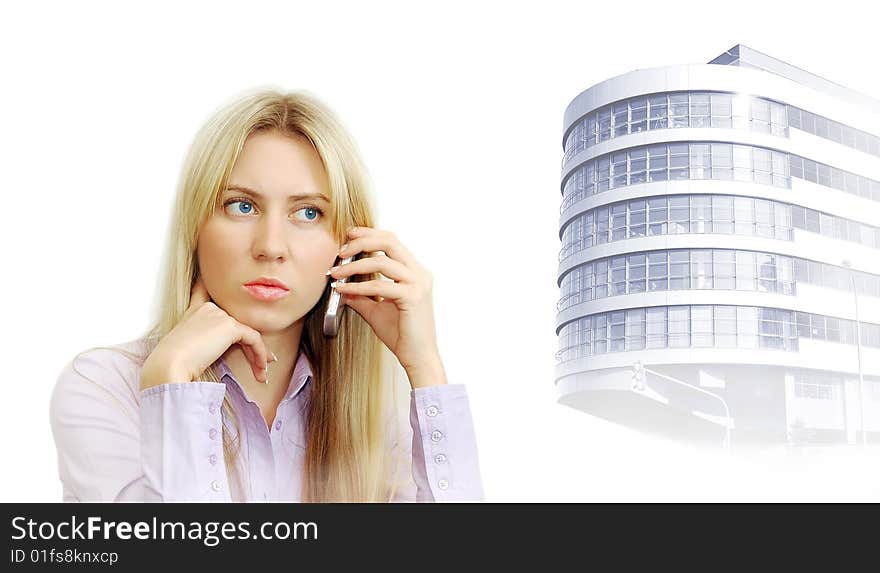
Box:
[49,87,484,502]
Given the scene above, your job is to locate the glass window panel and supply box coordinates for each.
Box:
[734,197,754,235]
[594,314,607,353]
[628,253,646,293]
[594,260,608,298]
[804,209,820,233]
[670,93,689,127]
[611,255,627,295]
[803,159,818,183]
[733,145,752,181]
[790,155,804,179]
[669,250,690,289]
[689,143,711,179]
[712,195,734,233]
[610,310,626,351]
[629,198,647,238]
[757,253,778,293]
[668,306,690,347]
[613,102,630,137]
[710,93,732,128]
[626,308,646,350]
[598,108,612,142]
[692,305,713,347]
[788,106,801,129]
[690,93,710,128]
[669,195,690,233]
[737,306,758,348]
[611,203,627,241]
[711,143,733,180]
[714,306,737,347]
[669,143,689,179]
[648,197,668,236]
[612,151,628,188]
[649,95,668,130]
[735,251,756,291]
[759,308,784,349]
[630,97,648,133]
[646,307,667,348]
[648,251,668,291]
[691,249,713,289]
[755,199,773,237]
[596,207,609,244]
[713,250,736,289]
[753,148,772,185]
[690,196,712,233]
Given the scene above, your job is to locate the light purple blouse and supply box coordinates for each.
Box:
[49,338,484,502]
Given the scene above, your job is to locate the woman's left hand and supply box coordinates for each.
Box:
[329,226,446,388]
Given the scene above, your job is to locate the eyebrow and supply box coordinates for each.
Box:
[224,185,330,203]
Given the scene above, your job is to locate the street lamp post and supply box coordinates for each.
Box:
[632,361,733,453]
[841,259,867,447]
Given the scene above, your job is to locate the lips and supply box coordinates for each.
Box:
[242,276,290,302]
[244,277,289,291]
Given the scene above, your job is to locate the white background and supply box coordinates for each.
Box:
[3,0,879,502]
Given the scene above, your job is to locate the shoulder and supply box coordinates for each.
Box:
[50,336,152,423]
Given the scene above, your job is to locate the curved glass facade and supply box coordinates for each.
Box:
[558,249,880,312]
[562,143,880,214]
[560,194,880,262]
[563,91,788,164]
[560,194,793,262]
[562,142,790,212]
[556,305,880,363]
[558,248,796,311]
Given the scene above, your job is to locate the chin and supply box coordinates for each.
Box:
[234,306,307,332]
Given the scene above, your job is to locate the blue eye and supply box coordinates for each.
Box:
[225,200,254,215]
[295,206,323,222]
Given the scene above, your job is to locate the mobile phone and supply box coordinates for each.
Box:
[323,255,356,337]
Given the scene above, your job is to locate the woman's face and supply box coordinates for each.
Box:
[196,130,339,334]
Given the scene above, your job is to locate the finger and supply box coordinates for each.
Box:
[340,229,419,270]
[342,293,378,317]
[233,324,270,383]
[331,278,407,301]
[329,253,414,283]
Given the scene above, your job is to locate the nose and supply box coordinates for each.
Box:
[251,212,288,262]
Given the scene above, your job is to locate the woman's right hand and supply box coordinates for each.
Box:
[140,275,274,391]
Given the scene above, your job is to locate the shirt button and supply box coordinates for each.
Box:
[426,405,439,417]
[438,479,449,490]
[434,453,447,464]
[430,430,443,442]
[208,402,217,415]
[275,420,283,431]
[209,428,218,440]
[211,480,222,492]
[208,454,217,466]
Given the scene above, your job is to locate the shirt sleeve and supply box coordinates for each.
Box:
[49,348,232,502]
[389,384,485,502]
[49,349,144,501]
[139,382,231,502]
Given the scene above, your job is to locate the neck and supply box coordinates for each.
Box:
[221,319,304,391]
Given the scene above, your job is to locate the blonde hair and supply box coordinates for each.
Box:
[72,87,407,502]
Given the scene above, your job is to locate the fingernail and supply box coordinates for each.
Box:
[338,243,348,254]
[330,281,343,289]
[263,367,269,384]
[325,269,332,276]
[270,352,278,362]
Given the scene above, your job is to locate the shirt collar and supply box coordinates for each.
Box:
[216,347,314,404]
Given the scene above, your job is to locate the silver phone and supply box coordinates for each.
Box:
[323,255,355,337]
